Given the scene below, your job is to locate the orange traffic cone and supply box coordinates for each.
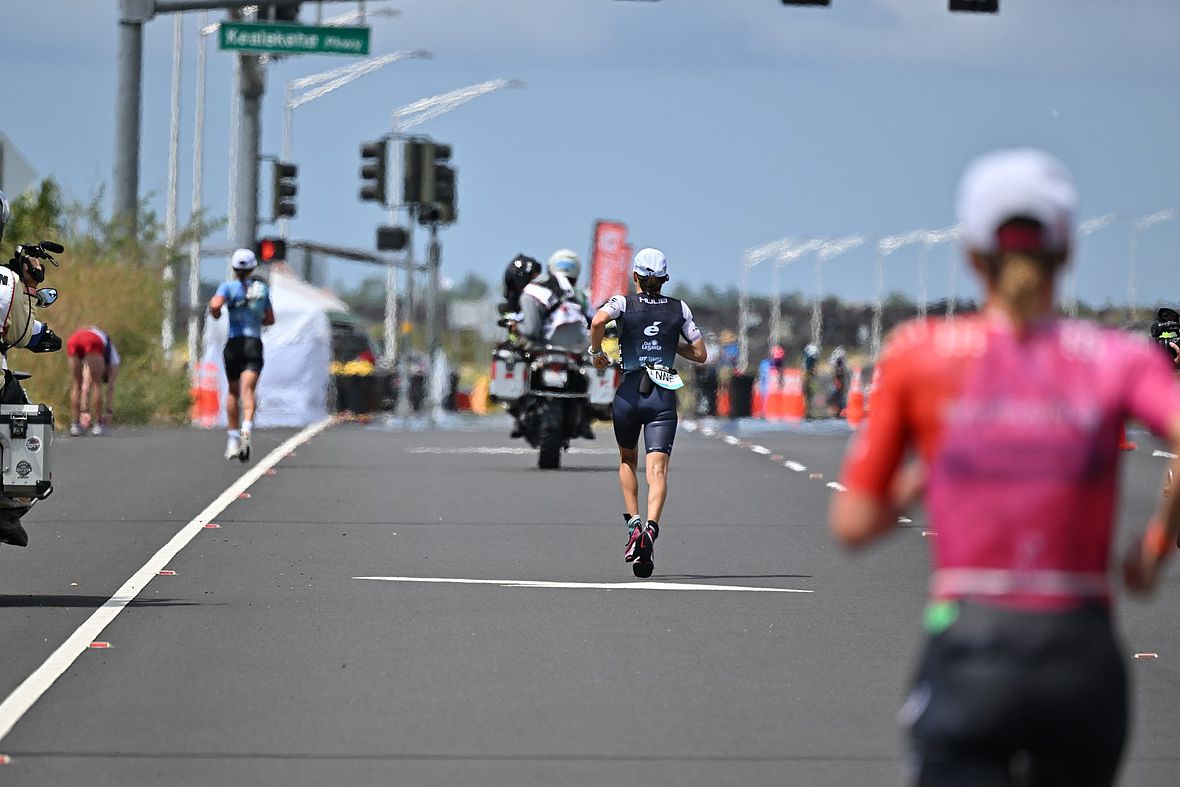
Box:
[846,367,865,428]
[751,385,763,419]
[784,369,805,421]
[718,387,731,418]
[1119,422,1137,451]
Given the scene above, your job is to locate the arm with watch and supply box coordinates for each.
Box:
[589,308,613,370]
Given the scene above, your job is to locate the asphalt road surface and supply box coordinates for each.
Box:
[0,416,1177,786]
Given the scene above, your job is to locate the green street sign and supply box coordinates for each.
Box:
[219,22,370,56]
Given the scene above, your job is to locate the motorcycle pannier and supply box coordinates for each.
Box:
[588,366,619,406]
[490,349,528,401]
[0,404,53,498]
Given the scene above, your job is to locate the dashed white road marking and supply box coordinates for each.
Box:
[826,482,847,492]
[0,417,335,745]
[1153,450,1177,460]
[784,461,807,472]
[354,576,812,593]
[750,445,772,455]
[723,435,741,445]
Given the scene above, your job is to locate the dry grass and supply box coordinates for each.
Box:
[15,256,190,427]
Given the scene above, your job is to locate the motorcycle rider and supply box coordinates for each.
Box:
[0,190,64,547]
[518,249,595,439]
[589,248,707,574]
[499,253,542,343]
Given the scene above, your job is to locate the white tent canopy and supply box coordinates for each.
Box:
[197,267,347,428]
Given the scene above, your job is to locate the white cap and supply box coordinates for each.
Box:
[956,148,1077,255]
[632,247,668,278]
[231,248,258,270]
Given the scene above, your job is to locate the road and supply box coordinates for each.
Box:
[0,417,1177,786]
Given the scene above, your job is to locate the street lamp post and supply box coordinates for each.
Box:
[1066,213,1118,317]
[1128,209,1177,321]
[918,225,960,320]
[811,236,865,348]
[768,239,822,349]
[386,78,525,415]
[280,49,431,238]
[872,230,927,359]
[738,237,796,373]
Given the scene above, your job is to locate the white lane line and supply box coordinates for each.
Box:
[1153,450,1177,459]
[0,417,335,745]
[750,445,772,455]
[826,482,847,492]
[354,576,812,593]
[784,461,807,472]
[723,435,741,445]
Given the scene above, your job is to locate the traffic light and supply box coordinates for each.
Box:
[949,0,998,11]
[271,160,297,219]
[419,142,457,226]
[376,226,409,252]
[402,139,426,205]
[433,164,456,225]
[359,139,388,204]
[264,2,301,22]
[256,237,288,263]
[418,142,452,205]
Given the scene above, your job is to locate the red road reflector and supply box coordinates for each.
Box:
[157,570,176,576]
[0,754,11,764]
[204,523,221,529]
[238,493,251,500]
[89,642,111,649]
[809,473,823,480]
[1134,652,1160,659]
[770,454,784,462]
[265,469,277,476]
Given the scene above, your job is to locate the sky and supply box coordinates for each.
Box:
[2,0,1180,308]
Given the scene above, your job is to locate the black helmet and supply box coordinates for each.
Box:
[503,254,541,301]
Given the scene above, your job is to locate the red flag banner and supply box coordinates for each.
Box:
[589,220,630,307]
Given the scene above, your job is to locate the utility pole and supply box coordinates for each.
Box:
[424,225,441,421]
[114,0,151,228]
[113,0,358,233]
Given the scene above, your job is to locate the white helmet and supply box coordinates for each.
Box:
[231,248,258,270]
[547,249,581,282]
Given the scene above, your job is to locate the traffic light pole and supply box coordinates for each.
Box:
[424,224,441,423]
[229,51,265,260]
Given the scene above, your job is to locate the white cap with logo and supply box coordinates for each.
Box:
[632,247,668,278]
[956,148,1077,255]
[231,248,258,270]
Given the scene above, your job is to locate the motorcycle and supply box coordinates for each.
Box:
[0,240,64,548]
[490,329,618,469]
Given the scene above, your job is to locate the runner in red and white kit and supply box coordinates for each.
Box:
[830,148,1180,787]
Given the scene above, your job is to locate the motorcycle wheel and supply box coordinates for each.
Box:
[537,399,564,470]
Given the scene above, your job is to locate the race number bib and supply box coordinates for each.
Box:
[645,366,683,391]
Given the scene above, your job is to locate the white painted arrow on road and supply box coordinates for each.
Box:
[354,576,812,593]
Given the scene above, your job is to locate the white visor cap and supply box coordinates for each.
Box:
[231,248,258,270]
[956,148,1078,255]
[633,247,668,278]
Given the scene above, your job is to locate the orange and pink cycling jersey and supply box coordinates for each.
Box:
[841,311,1180,610]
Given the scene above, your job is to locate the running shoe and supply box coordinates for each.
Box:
[90,423,105,437]
[623,514,644,563]
[239,431,252,462]
[224,435,241,461]
[69,422,83,437]
[632,523,656,567]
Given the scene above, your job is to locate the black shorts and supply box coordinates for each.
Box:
[223,336,264,381]
[612,370,678,454]
[904,601,1127,787]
